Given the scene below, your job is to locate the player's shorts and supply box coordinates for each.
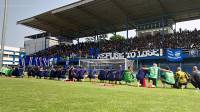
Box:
[88,74,96,79]
[148,77,157,86]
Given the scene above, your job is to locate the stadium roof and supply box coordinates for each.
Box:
[18,0,200,39]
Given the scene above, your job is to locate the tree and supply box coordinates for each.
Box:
[110,35,125,41]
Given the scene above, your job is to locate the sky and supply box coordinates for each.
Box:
[0,0,200,48]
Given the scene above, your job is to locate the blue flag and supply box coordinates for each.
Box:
[37,57,41,66]
[32,56,37,66]
[41,57,46,66]
[19,56,23,67]
[89,48,94,56]
[96,48,100,58]
[45,57,49,66]
[166,49,183,62]
[25,56,30,66]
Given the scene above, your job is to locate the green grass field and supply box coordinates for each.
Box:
[0,77,200,112]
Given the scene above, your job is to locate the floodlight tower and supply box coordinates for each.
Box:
[0,0,8,68]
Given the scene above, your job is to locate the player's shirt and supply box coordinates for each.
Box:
[123,70,134,83]
[191,71,200,81]
[79,69,86,79]
[175,71,189,84]
[88,69,93,76]
[93,69,97,75]
[107,70,115,81]
[73,68,78,76]
[88,69,96,76]
[115,70,124,81]
[98,70,106,80]
[136,69,147,80]
[161,72,175,84]
[148,67,160,79]
[73,68,79,79]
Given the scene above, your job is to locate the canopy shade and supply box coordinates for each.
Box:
[18,0,200,39]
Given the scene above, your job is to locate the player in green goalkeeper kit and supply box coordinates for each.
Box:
[161,67,175,88]
[142,63,172,88]
[123,66,135,84]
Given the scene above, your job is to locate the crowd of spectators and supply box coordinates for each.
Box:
[33,29,200,58]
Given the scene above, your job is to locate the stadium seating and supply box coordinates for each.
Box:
[32,29,200,58]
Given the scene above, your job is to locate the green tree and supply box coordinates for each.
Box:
[110,35,125,41]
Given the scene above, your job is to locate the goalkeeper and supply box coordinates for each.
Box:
[123,66,135,84]
[161,67,175,88]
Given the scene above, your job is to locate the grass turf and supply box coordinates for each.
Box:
[0,77,200,112]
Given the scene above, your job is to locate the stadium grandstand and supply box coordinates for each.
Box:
[2,1,200,112]
[15,0,200,73]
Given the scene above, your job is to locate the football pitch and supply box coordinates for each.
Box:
[0,77,200,112]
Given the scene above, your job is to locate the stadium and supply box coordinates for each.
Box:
[1,0,200,112]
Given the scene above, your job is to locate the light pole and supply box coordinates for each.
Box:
[0,0,8,68]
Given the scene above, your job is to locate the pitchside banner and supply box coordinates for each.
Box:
[166,49,183,62]
[97,49,163,59]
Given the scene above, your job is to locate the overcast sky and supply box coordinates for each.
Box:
[0,0,200,48]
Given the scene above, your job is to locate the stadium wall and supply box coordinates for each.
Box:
[24,37,59,55]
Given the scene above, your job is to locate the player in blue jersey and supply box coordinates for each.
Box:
[76,67,86,81]
[107,67,115,84]
[88,67,97,82]
[98,67,107,83]
[114,65,124,84]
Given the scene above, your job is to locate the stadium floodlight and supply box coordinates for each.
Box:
[0,0,8,68]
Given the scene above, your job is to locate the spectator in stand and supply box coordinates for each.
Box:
[32,29,200,59]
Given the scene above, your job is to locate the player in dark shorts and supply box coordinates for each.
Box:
[50,67,56,80]
[88,67,97,82]
[98,68,106,83]
[77,67,86,81]
[38,67,44,79]
[191,66,200,90]
[107,68,115,83]
[56,67,62,80]
[60,67,66,79]
[74,67,80,81]
[27,66,34,78]
[114,67,124,84]
[68,66,75,81]
[136,65,148,87]
[43,68,49,79]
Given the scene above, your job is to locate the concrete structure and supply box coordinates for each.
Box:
[18,0,200,39]
[0,46,24,66]
[24,37,59,55]
[136,27,173,37]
